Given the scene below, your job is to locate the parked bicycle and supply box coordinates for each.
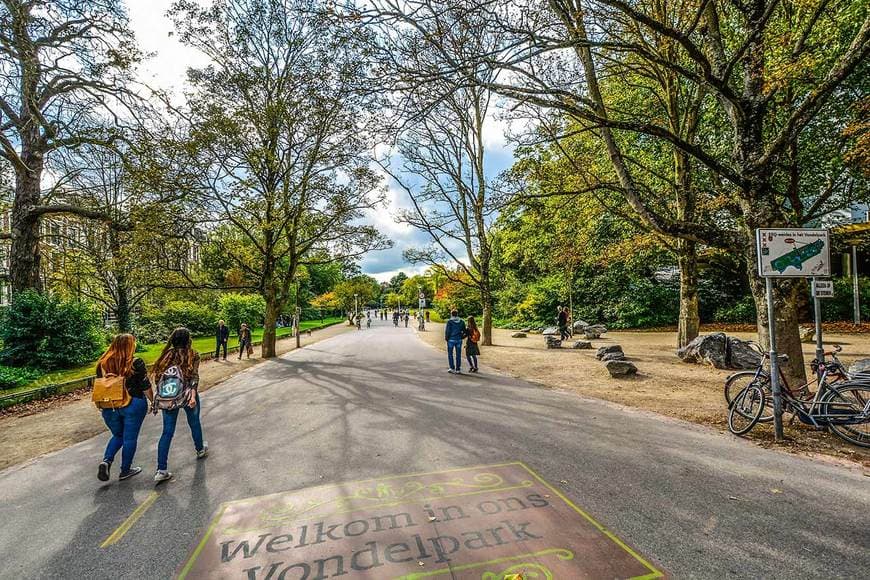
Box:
[724,343,850,422]
[726,344,870,447]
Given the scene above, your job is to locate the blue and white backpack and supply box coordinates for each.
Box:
[154,365,189,410]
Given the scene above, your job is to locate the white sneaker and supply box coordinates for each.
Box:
[154,470,173,484]
[196,443,209,459]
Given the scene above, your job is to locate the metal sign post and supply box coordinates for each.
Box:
[811,279,833,371]
[756,228,832,443]
[764,277,785,441]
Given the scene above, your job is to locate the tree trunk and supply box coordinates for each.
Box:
[115,279,132,333]
[481,284,494,346]
[10,157,43,294]
[677,241,700,348]
[261,298,280,358]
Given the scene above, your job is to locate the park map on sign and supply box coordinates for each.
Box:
[757,229,830,277]
[176,462,663,579]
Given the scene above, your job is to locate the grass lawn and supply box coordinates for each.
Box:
[3,317,344,395]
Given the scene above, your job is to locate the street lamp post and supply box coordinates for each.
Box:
[354,293,359,329]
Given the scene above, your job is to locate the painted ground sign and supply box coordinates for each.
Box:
[177,462,664,579]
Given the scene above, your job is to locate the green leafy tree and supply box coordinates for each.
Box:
[168,0,390,357]
[219,293,267,336]
[334,275,380,323]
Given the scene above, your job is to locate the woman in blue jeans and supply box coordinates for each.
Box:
[150,328,207,483]
[97,334,153,482]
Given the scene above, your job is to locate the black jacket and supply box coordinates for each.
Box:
[96,358,151,399]
[216,324,230,342]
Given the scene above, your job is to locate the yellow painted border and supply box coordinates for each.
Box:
[516,461,664,579]
[175,461,665,579]
[100,491,160,548]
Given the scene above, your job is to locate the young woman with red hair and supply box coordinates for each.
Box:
[96,334,153,482]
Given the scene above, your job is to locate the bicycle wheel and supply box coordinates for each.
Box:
[823,384,870,448]
[728,384,766,436]
[725,372,774,423]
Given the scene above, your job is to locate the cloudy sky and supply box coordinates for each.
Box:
[127,0,516,282]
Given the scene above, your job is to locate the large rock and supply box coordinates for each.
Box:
[572,320,589,332]
[584,328,601,339]
[799,326,815,343]
[511,332,527,338]
[677,333,728,368]
[545,336,562,349]
[520,328,532,333]
[605,360,637,377]
[677,333,762,370]
[587,324,608,334]
[542,326,558,336]
[596,345,623,360]
[727,337,763,370]
[601,351,626,362]
[572,340,592,349]
[849,359,870,375]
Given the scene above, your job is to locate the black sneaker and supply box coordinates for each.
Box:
[98,461,110,482]
[119,466,142,480]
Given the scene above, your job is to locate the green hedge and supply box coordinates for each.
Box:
[0,290,105,370]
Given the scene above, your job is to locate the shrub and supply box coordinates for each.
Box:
[0,365,43,390]
[713,295,757,323]
[142,300,218,336]
[219,293,266,335]
[0,290,104,370]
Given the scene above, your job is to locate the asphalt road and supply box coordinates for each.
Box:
[0,318,867,579]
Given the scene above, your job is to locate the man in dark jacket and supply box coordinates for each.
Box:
[215,320,230,360]
[444,309,467,373]
[557,306,569,340]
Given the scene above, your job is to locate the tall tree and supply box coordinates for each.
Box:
[170,0,389,357]
[0,0,142,293]
[373,5,501,345]
[363,0,870,382]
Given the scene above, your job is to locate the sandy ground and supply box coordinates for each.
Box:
[417,323,870,468]
[0,323,351,471]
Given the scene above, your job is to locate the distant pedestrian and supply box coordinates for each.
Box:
[445,309,467,374]
[151,328,207,484]
[238,323,252,359]
[95,334,153,482]
[417,310,425,331]
[557,306,569,341]
[404,311,410,327]
[465,316,481,373]
[215,319,229,360]
[393,311,399,327]
[425,310,430,322]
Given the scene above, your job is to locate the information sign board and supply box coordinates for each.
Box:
[756,229,830,277]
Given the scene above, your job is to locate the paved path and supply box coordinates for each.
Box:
[0,318,867,579]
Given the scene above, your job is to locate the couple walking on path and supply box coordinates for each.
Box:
[216,320,253,360]
[444,309,481,374]
[94,328,208,485]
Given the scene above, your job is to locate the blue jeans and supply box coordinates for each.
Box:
[447,340,463,370]
[101,397,148,472]
[157,393,204,471]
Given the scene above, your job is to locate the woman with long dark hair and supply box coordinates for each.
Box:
[96,334,153,482]
[465,316,481,373]
[151,327,208,483]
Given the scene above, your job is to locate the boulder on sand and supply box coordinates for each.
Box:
[601,351,626,362]
[584,328,601,339]
[677,333,761,370]
[542,326,558,336]
[511,332,527,338]
[572,340,592,349]
[596,345,623,360]
[727,337,763,370]
[572,320,589,332]
[799,326,815,343]
[587,324,608,334]
[545,335,562,349]
[605,360,637,377]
